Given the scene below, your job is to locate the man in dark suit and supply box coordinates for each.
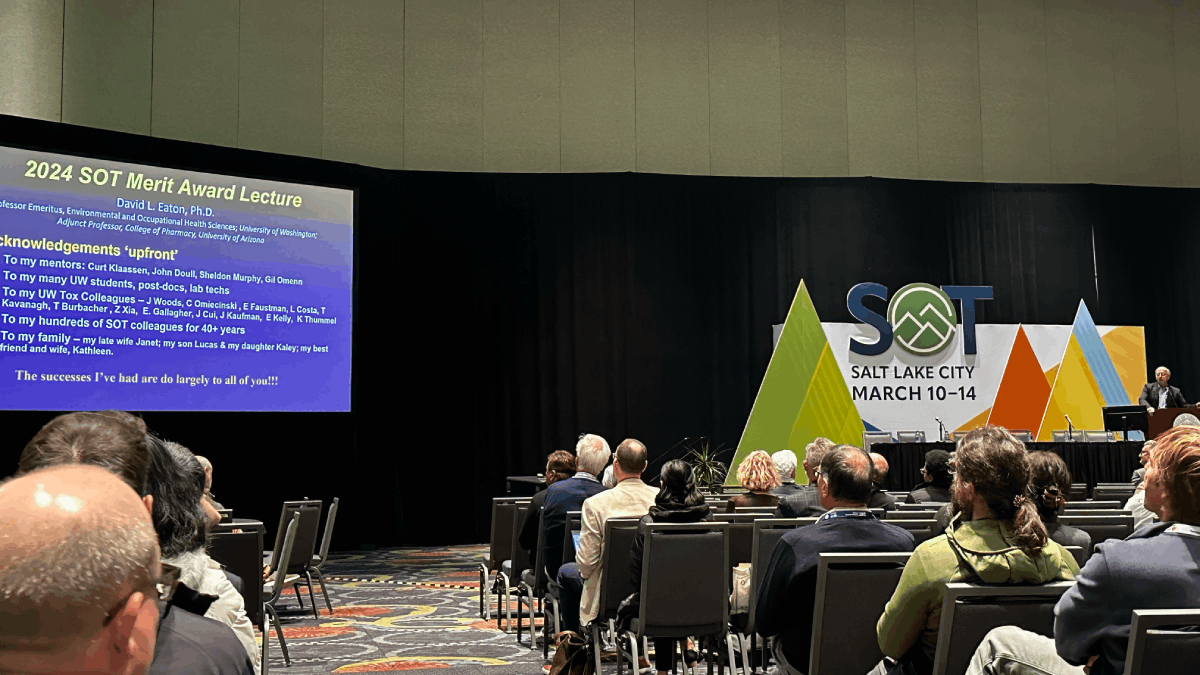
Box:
[540,434,610,579]
[756,446,915,675]
[866,452,897,511]
[1138,366,1189,411]
[775,437,835,518]
[517,450,577,553]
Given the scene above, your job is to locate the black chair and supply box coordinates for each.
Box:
[809,552,911,675]
[1061,509,1131,517]
[262,513,300,674]
[885,518,939,545]
[516,507,549,649]
[732,519,816,674]
[1093,484,1137,503]
[895,502,945,511]
[930,581,1075,675]
[1068,484,1089,501]
[479,497,528,620]
[304,496,339,616]
[499,501,535,633]
[208,530,264,627]
[620,522,735,675]
[886,510,944,520]
[1062,545,1086,569]
[1064,501,1122,511]
[541,510,585,658]
[1058,514,1135,552]
[590,518,643,675]
[267,502,322,619]
[267,499,320,568]
[1124,608,1200,674]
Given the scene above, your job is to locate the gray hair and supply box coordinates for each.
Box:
[803,437,836,470]
[601,465,616,488]
[1157,366,1171,376]
[575,434,610,476]
[1174,413,1200,428]
[194,455,212,472]
[771,449,797,480]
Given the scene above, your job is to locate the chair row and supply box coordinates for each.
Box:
[867,429,1125,447]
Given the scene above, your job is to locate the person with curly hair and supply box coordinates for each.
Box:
[1027,451,1091,551]
[726,450,781,512]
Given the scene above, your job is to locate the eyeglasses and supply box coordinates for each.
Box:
[101,565,181,626]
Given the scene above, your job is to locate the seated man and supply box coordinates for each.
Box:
[1131,440,1153,485]
[873,427,1078,675]
[771,449,803,497]
[195,455,225,510]
[866,452,897,511]
[0,464,253,675]
[966,424,1200,675]
[775,437,835,518]
[756,445,914,675]
[518,450,577,553]
[540,434,610,580]
[556,438,658,634]
[905,449,952,503]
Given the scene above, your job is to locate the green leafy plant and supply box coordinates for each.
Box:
[685,438,729,493]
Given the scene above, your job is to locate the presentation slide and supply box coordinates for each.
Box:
[0,145,353,411]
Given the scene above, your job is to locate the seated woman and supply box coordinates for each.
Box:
[906,449,953,503]
[1027,450,1091,551]
[628,460,712,675]
[726,450,780,512]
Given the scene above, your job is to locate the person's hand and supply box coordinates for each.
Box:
[1147,407,1155,413]
[262,564,272,581]
[231,528,242,534]
[1083,654,1099,673]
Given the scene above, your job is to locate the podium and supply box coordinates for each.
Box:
[1103,405,1148,440]
[1147,407,1199,439]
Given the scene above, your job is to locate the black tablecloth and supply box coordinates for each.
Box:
[876,442,1141,492]
[506,475,546,496]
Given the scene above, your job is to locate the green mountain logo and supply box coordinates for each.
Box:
[886,283,958,355]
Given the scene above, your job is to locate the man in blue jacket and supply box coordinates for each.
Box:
[540,434,610,579]
[966,424,1200,675]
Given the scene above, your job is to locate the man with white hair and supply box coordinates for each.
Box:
[540,434,611,581]
[193,455,225,510]
[775,437,835,518]
[1139,366,1189,412]
[771,449,802,497]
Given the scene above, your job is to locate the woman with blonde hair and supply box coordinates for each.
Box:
[726,449,781,512]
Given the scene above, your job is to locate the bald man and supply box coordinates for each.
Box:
[866,452,897,511]
[755,446,915,675]
[0,465,253,675]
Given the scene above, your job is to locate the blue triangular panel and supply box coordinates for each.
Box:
[1071,301,1130,405]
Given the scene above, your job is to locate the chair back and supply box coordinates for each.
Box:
[1064,501,1122,511]
[951,431,969,441]
[216,509,233,523]
[742,519,811,634]
[487,497,527,570]
[1057,514,1135,551]
[1062,545,1086,568]
[1061,509,1130,517]
[314,497,340,568]
[269,499,320,569]
[1083,430,1110,442]
[896,502,943,511]
[886,518,939,545]
[1052,430,1070,442]
[809,553,910,675]
[637,522,729,638]
[1068,484,1089,500]
[1010,430,1032,441]
[528,506,548,595]
[562,510,583,564]
[208,530,263,626]
[714,512,770,523]
[728,520,755,567]
[896,430,926,444]
[1093,484,1137,502]
[596,518,642,622]
[887,510,944,520]
[931,581,1075,675]
[862,431,894,454]
[1124,608,1200,675]
[508,502,534,576]
[265,513,300,605]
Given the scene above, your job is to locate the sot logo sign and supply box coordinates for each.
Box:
[847,283,992,356]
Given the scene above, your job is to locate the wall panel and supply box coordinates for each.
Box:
[635,0,710,175]
[0,0,63,121]
[239,0,323,157]
[708,0,782,176]
[152,0,239,147]
[560,0,634,172]
[405,0,483,172]
[844,0,918,178]
[483,0,560,172]
[1112,2,1180,186]
[1045,0,1116,184]
[62,0,151,134]
[779,0,848,177]
[323,0,405,169]
[1177,6,1200,186]
[915,0,983,181]
[978,0,1052,182]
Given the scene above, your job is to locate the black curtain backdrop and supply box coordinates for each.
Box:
[0,115,1194,548]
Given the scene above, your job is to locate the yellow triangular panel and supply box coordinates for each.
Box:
[787,344,866,483]
[1037,335,1105,440]
[956,407,992,433]
[1101,326,1147,404]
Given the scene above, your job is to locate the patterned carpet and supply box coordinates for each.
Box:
[258,545,554,675]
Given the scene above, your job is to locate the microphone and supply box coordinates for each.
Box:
[934,417,947,442]
[1064,414,1075,441]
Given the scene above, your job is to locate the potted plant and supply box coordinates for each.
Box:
[685,438,730,494]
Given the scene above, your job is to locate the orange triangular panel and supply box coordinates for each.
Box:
[988,326,1052,434]
[956,407,991,433]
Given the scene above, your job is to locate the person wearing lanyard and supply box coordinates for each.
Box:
[755,445,914,675]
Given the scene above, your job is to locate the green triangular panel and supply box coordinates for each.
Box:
[730,280,863,484]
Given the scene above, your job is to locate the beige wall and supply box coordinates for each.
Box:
[2,0,1198,185]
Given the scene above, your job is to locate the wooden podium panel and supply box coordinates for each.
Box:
[1148,408,1198,439]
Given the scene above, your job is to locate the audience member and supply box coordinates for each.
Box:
[601,464,617,488]
[194,455,225,510]
[966,424,1200,675]
[18,410,151,498]
[0,464,252,675]
[556,438,657,634]
[866,452,897,511]
[1028,451,1091,551]
[905,449,952,503]
[770,450,802,497]
[1123,482,1159,531]
[1131,440,1153,485]
[775,437,835,518]
[726,450,780,512]
[627,460,713,675]
[757,446,914,675]
[872,427,1078,675]
[541,434,610,580]
[518,450,577,554]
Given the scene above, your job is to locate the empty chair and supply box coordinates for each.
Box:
[1064,500,1121,511]
[515,507,549,649]
[896,430,926,444]
[619,523,734,675]
[479,497,527,619]
[498,502,536,632]
[1083,430,1110,442]
[1052,430,1071,442]
[1062,509,1131,517]
[931,581,1076,675]
[951,431,970,441]
[1093,484,1137,503]
[809,553,911,675]
[1058,514,1135,551]
[1068,484,1088,500]
[1124,608,1200,674]
[208,529,264,627]
[267,501,322,619]
[862,431,894,454]
[262,513,300,674]
[305,496,339,616]
[1009,430,1032,441]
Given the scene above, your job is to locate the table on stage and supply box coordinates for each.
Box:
[506,475,546,496]
[874,442,1141,493]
